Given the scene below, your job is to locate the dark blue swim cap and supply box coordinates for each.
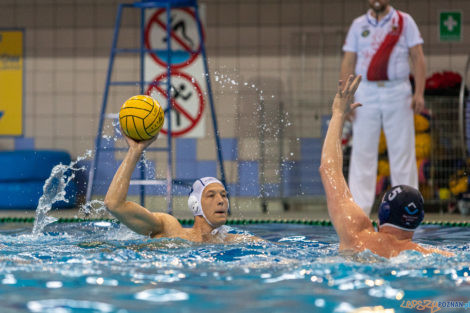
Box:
[378,185,424,231]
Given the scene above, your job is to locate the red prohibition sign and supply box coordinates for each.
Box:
[146,71,205,137]
[144,8,205,70]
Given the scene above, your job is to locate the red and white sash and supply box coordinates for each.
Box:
[366,11,404,81]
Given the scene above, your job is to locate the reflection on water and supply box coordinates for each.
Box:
[0,223,469,313]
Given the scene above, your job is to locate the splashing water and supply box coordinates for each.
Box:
[106,120,122,143]
[79,199,108,219]
[209,70,296,206]
[140,150,157,180]
[32,151,92,235]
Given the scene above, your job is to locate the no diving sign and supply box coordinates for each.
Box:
[145,8,204,69]
[146,71,205,137]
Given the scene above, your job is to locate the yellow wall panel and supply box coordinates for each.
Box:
[0,30,23,136]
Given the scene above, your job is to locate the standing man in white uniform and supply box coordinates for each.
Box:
[340,0,426,215]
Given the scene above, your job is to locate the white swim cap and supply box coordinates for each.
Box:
[188,177,227,220]
[188,177,229,234]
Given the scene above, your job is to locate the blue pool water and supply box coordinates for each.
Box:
[0,222,469,313]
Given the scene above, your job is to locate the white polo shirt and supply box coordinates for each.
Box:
[343,7,423,81]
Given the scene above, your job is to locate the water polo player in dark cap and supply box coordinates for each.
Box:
[320,75,453,258]
[378,185,424,231]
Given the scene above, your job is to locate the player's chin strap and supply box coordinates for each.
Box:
[190,197,223,234]
[211,225,228,236]
[199,212,226,236]
[188,198,226,235]
[201,210,220,234]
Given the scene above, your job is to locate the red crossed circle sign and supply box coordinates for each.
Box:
[146,71,204,137]
[144,8,205,69]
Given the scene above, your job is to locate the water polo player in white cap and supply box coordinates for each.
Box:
[104,133,260,243]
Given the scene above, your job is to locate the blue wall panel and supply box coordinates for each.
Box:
[14,137,35,150]
[176,138,196,161]
[175,159,197,180]
[221,138,238,161]
[196,160,217,178]
[238,161,259,196]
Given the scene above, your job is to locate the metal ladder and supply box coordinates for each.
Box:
[86,0,227,214]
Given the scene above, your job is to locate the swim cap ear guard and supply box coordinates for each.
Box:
[378,185,424,231]
[188,195,199,216]
[378,201,390,223]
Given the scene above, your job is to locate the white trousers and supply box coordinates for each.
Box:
[348,80,418,215]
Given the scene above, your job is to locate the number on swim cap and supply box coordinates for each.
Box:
[387,186,403,201]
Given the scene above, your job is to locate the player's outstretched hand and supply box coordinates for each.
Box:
[333,75,362,115]
[121,128,158,153]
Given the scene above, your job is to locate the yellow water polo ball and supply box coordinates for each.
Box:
[119,95,165,141]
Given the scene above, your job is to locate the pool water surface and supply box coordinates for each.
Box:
[0,222,469,313]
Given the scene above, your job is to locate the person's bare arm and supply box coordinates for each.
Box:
[409,44,426,113]
[104,134,170,237]
[319,75,374,246]
[411,243,455,257]
[427,247,455,257]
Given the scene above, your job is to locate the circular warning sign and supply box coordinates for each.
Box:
[146,71,205,137]
[144,8,205,70]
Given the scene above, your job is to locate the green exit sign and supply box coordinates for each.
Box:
[440,11,462,42]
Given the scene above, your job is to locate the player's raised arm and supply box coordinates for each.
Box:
[104,134,166,237]
[319,75,373,246]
